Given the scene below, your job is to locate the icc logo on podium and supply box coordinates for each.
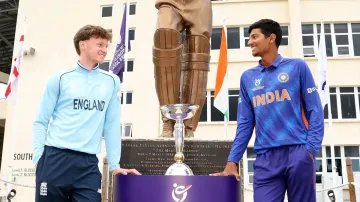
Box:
[172,183,192,202]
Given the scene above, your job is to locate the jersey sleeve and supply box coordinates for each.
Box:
[227,73,255,163]
[299,60,325,156]
[32,74,60,165]
[103,76,121,171]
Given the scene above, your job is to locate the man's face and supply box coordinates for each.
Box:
[80,37,108,64]
[248,28,274,57]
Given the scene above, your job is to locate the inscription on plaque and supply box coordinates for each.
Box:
[119,139,233,175]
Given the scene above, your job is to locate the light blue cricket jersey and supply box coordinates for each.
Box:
[32,62,121,171]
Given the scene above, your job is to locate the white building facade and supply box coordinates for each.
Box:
[0,0,359,201]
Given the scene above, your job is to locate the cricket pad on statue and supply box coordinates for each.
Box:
[181,34,211,137]
[152,28,183,137]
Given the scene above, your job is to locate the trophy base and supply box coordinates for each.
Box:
[164,162,194,176]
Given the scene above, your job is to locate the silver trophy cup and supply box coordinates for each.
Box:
[160,104,199,176]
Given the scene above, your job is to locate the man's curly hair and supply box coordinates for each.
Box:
[73,25,112,55]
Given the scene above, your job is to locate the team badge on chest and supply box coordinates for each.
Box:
[278,72,289,83]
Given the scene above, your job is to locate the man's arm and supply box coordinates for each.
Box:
[32,74,60,165]
[299,60,325,157]
[227,73,255,163]
[103,77,121,172]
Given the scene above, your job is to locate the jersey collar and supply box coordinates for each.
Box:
[77,61,100,73]
[257,54,284,71]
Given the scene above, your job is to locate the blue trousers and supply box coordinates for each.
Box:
[253,144,316,202]
[35,146,102,202]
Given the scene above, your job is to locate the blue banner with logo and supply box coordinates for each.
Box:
[113,175,240,202]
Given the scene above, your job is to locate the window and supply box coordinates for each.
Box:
[121,92,133,104]
[352,23,360,56]
[199,90,238,122]
[324,87,338,119]
[339,87,357,119]
[0,82,6,100]
[358,87,360,114]
[127,60,134,72]
[211,26,289,50]
[345,146,360,171]
[325,146,342,178]
[129,4,136,15]
[211,28,222,50]
[99,61,110,71]
[227,27,240,49]
[246,148,256,184]
[101,5,113,17]
[228,90,239,121]
[324,87,360,120]
[129,29,135,40]
[315,149,323,183]
[121,123,133,137]
[301,23,360,57]
[332,24,350,56]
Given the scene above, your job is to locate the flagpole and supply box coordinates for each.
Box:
[223,17,228,140]
[7,16,27,192]
[121,0,130,138]
[321,20,337,188]
[319,20,336,188]
[328,76,336,188]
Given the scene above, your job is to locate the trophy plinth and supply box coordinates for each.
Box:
[159,104,199,176]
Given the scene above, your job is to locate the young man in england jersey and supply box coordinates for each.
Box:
[33,25,141,202]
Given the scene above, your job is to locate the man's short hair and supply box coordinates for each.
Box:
[248,19,282,48]
[73,25,112,55]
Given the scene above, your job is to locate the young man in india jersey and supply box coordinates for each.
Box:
[211,19,324,202]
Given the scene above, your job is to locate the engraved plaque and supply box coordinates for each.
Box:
[119,139,233,175]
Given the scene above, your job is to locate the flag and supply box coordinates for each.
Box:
[317,21,329,109]
[5,34,25,101]
[214,24,229,121]
[109,3,131,83]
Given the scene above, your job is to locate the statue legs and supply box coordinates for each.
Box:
[153,1,212,137]
[181,35,211,137]
[153,4,184,137]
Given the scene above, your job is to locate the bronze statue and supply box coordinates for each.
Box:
[152,0,213,137]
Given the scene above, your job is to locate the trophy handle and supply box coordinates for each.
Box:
[174,119,185,162]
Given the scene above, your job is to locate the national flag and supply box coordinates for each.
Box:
[317,21,329,109]
[5,34,25,101]
[109,3,131,83]
[214,24,229,121]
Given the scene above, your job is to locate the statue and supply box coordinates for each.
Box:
[152,0,213,138]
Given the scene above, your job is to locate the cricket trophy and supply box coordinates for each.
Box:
[159,104,199,176]
[114,103,241,201]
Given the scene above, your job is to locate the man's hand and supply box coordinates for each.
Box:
[112,168,142,176]
[308,151,314,161]
[209,162,240,181]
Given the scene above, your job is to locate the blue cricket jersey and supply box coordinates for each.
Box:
[228,55,324,163]
[32,62,121,171]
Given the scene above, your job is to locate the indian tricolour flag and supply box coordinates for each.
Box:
[214,24,229,122]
